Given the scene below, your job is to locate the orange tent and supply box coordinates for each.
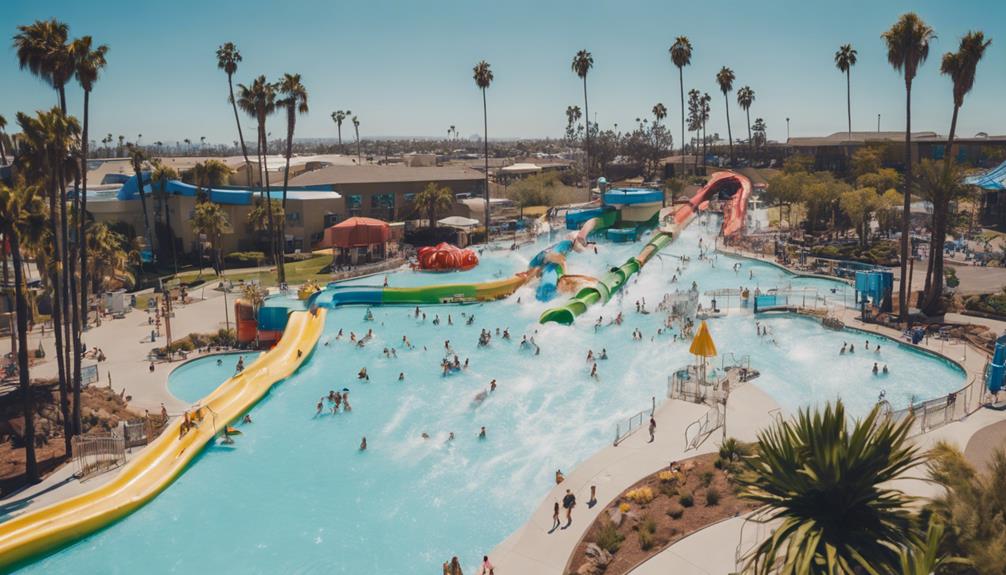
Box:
[323,217,390,248]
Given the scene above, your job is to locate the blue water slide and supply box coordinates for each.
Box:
[566,207,614,230]
[533,240,574,302]
[319,285,385,307]
[988,334,1006,393]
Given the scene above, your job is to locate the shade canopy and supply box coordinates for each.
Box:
[323,217,390,248]
[437,216,480,229]
[689,320,718,357]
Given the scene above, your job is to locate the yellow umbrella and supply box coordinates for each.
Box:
[689,320,717,384]
[689,321,718,357]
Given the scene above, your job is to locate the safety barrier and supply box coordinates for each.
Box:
[71,434,125,479]
[614,396,656,446]
[684,404,723,451]
[882,375,985,437]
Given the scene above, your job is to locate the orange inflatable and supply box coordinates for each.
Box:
[416,243,479,272]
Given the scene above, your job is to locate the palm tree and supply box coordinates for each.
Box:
[247,197,283,257]
[669,37,692,177]
[85,222,136,292]
[150,162,179,272]
[738,401,922,574]
[70,35,107,346]
[236,76,278,270]
[715,66,736,165]
[0,180,47,483]
[700,92,711,167]
[571,50,594,197]
[352,115,361,164]
[473,60,494,233]
[834,44,858,152]
[883,12,936,320]
[0,114,8,165]
[217,42,255,187]
[127,145,155,265]
[191,201,231,275]
[415,183,454,229]
[751,117,767,158]
[330,110,351,150]
[735,86,755,161]
[15,109,77,451]
[921,31,990,314]
[687,89,702,172]
[565,105,582,130]
[275,73,309,284]
[13,19,73,112]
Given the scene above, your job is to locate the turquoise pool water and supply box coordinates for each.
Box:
[17,215,965,573]
[168,352,261,403]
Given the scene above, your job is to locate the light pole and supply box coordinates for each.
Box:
[877,114,881,133]
[785,117,790,141]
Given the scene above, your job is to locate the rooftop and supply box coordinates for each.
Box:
[287,164,485,186]
[787,131,1006,147]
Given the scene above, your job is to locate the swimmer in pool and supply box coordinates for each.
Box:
[399,372,405,381]
[873,362,879,374]
[478,426,486,440]
[360,437,367,451]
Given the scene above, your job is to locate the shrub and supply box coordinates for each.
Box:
[594,519,624,554]
[679,492,694,507]
[700,471,715,488]
[705,487,720,506]
[657,470,677,483]
[224,251,266,267]
[658,482,678,499]
[619,502,631,513]
[667,505,684,520]
[626,486,655,505]
[639,528,656,551]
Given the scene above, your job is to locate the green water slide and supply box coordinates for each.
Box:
[539,231,672,325]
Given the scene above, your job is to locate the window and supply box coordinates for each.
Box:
[286,211,302,226]
[348,194,362,216]
[370,193,394,210]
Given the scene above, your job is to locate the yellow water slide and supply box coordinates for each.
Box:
[0,309,327,569]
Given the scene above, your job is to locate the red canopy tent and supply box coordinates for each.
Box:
[323,217,390,248]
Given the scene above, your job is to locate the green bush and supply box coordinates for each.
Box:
[965,291,1006,317]
[705,487,720,506]
[679,492,694,508]
[945,266,960,289]
[667,505,684,520]
[224,251,266,267]
[639,528,656,551]
[701,471,715,488]
[594,519,624,554]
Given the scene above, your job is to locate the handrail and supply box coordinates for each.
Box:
[684,404,722,451]
[614,396,656,446]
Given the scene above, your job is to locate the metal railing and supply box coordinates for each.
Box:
[684,404,723,451]
[614,396,656,446]
[668,365,728,405]
[884,375,985,437]
[72,433,126,479]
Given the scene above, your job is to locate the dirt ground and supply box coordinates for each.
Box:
[568,452,759,575]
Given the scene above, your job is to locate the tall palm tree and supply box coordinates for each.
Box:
[330,110,350,149]
[571,50,594,198]
[701,92,712,168]
[473,60,494,233]
[191,201,231,275]
[883,12,936,320]
[0,180,47,484]
[276,73,309,284]
[150,162,179,272]
[216,43,255,187]
[834,44,858,152]
[236,76,278,270]
[0,114,8,165]
[921,31,990,314]
[736,86,755,160]
[687,89,702,172]
[127,145,155,263]
[715,66,736,165]
[70,35,107,351]
[669,37,692,177]
[13,19,73,112]
[565,105,582,131]
[15,109,76,451]
[738,401,921,574]
[352,115,361,164]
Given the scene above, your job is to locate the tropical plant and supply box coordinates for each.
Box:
[217,42,255,187]
[352,115,361,163]
[736,86,755,160]
[191,201,231,276]
[247,197,284,254]
[236,75,278,270]
[883,12,936,321]
[565,105,582,143]
[834,44,858,151]
[571,50,594,196]
[414,183,454,229]
[473,60,494,231]
[752,118,767,154]
[330,109,351,149]
[276,73,309,285]
[0,179,47,483]
[85,221,136,291]
[715,66,736,165]
[926,441,1006,574]
[0,114,8,165]
[669,36,692,176]
[738,401,922,575]
[921,31,990,314]
[127,144,155,259]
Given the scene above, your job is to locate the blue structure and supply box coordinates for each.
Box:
[601,188,663,206]
[965,160,1006,191]
[854,270,894,312]
[114,172,334,205]
[988,334,1006,393]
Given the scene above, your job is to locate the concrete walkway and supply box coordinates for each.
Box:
[488,382,780,573]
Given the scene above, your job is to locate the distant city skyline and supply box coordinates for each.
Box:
[3,0,1004,147]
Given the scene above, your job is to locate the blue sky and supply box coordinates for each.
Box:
[3,0,1004,146]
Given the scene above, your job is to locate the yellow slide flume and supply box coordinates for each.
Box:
[0,309,327,569]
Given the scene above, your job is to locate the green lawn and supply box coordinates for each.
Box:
[172,254,332,289]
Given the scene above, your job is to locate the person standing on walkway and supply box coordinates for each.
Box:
[562,489,576,527]
[551,501,561,530]
[648,416,657,443]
